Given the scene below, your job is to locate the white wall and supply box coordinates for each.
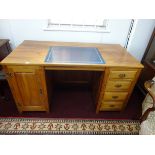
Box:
[127,19,155,61]
[0,20,15,48]
[0,19,131,49]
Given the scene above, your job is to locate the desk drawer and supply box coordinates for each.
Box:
[106,80,132,91]
[7,66,41,72]
[103,92,128,101]
[100,101,123,111]
[109,70,137,79]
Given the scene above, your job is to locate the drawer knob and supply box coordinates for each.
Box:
[112,96,119,99]
[109,105,115,107]
[119,74,126,78]
[115,84,122,88]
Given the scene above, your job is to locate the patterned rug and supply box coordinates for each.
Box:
[0,118,140,135]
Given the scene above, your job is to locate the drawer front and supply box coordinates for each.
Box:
[100,101,123,111]
[7,66,41,72]
[109,70,137,79]
[105,80,132,91]
[103,92,128,101]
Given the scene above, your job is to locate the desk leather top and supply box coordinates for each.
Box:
[45,46,105,64]
[0,40,143,68]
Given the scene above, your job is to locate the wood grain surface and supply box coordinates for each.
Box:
[0,40,143,69]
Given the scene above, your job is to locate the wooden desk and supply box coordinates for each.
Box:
[0,41,143,113]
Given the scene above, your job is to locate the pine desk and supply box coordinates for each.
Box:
[0,41,143,113]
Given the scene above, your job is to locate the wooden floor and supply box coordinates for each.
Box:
[0,81,145,120]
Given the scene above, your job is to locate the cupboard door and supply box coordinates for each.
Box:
[5,66,49,112]
[16,72,43,106]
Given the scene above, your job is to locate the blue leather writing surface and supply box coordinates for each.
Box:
[45,46,105,64]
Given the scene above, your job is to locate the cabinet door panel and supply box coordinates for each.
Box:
[5,68,23,112]
[15,72,43,107]
[4,66,49,112]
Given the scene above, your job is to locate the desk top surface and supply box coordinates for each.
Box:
[0,40,143,68]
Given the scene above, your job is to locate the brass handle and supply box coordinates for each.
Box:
[119,74,126,78]
[112,96,119,99]
[115,84,122,88]
[109,105,115,107]
[39,88,43,95]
